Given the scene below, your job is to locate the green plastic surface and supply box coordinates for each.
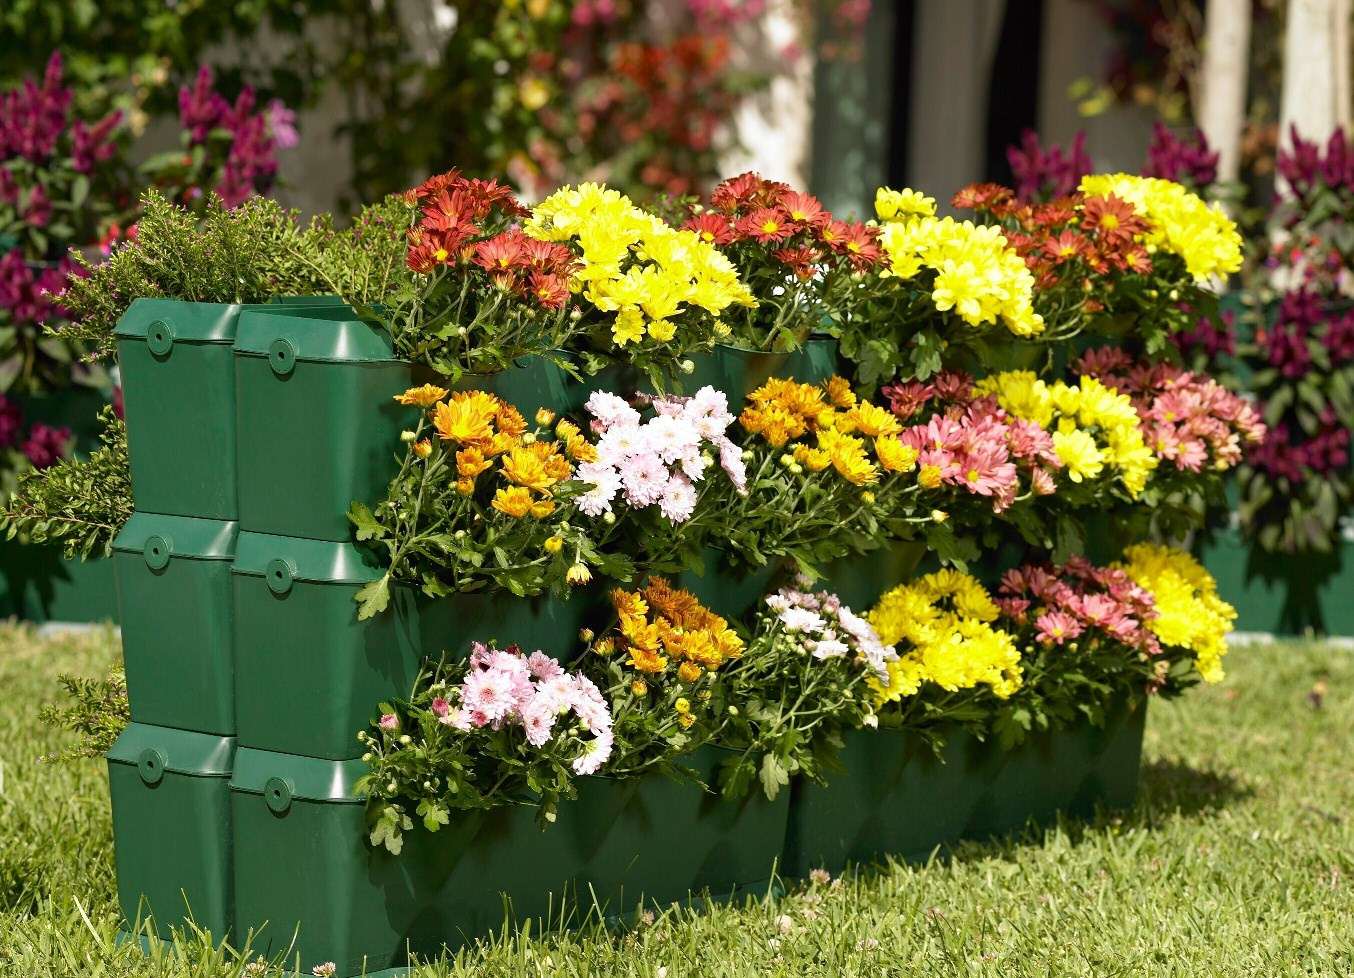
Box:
[0,539,117,623]
[232,533,596,758]
[816,539,927,612]
[677,547,784,624]
[782,696,1147,876]
[106,724,235,942]
[229,744,788,976]
[233,309,417,541]
[113,514,238,735]
[117,299,340,520]
[1198,527,1354,636]
[674,337,840,411]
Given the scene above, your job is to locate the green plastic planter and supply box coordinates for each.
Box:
[1198,526,1354,636]
[232,531,595,759]
[678,337,840,411]
[0,538,117,623]
[816,539,927,612]
[233,306,418,541]
[782,696,1146,877]
[106,723,235,942]
[113,513,238,735]
[677,546,784,623]
[230,744,787,977]
[117,299,339,521]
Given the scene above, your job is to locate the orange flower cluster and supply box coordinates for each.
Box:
[951,183,1153,293]
[396,385,587,519]
[404,168,575,309]
[606,579,744,680]
[739,376,918,485]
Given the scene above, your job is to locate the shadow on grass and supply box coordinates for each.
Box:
[1136,756,1255,820]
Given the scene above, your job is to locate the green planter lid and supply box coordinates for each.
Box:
[107,723,235,779]
[112,513,239,564]
[115,298,245,346]
[232,531,386,586]
[234,306,401,364]
[231,746,368,805]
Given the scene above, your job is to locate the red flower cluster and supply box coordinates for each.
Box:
[687,171,882,276]
[997,557,1160,659]
[405,170,573,310]
[952,183,1152,292]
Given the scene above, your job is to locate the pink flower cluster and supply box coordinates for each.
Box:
[577,386,747,523]
[0,250,76,325]
[435,643,614,776]
[1075,347,1266,472]
[177,66,290,208]
[997,557,1159,656]
[883,372,1061,510]
[764,579,896,680]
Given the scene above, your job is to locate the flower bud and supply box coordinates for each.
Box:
[862,491,876,504]
[386,781,397,793]
[535,407,556,426]
[603,511,616,524]
[521,432,537,445]
[400,430,417,443]
[789,462,803,475]
[412,439,432,459]
[567,563,593,586]
[779,453,794,467]
[545,535,564,554]
[680,359,695,374]
[399,734,412,745]
[579,628,595,642]
[931,509,948,523]
[362,752,373,762]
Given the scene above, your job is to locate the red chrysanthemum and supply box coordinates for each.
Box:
[736,207,794,244]
[683,211,736,245]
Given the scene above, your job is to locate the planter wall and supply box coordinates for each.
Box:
[107,724,236,942]
[232,530,596,758]
[782,696,1147,877]
[233,308,418,541]
[679,336,839,412]
[0,538,117,622]
[114,514,238,735]
[1198,526,1354,636]
[230,744,788,976]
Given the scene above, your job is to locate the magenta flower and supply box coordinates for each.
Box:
[21,422,69,468]
[379,713,399,731]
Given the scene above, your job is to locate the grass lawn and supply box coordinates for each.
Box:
[1,623,1351,977]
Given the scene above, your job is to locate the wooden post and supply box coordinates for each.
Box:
[1196,0,1252,184]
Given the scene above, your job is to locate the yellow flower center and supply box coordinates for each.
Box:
[760,219,780,235]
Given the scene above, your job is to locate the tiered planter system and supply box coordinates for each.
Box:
[105,300,1146,977]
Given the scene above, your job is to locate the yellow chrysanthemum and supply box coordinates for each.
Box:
[1078,173,1243,281]
[394,384,448,408]
[867,571,1022,704]
[876,210,1044,336]
[525,183,755,349]
[1117,544,1235,682]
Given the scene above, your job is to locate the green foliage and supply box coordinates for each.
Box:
[36,668,128,763]
[59,190,325,358]
[1,405,131,559]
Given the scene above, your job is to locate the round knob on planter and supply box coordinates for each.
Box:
[268,337,297,377]
[143,535,173,571]
[138,748,167,786]
[264,776,294,813]
[265,557,296,595]
[146,319,175,357]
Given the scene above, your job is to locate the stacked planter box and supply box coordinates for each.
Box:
[105,304,1145,975]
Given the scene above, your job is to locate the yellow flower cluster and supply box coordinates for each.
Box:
[402,386,586,519]
[1078,173,1244,281]
[1117,544,1235,683]
[867,569,1023,704]
[874,187,1043,337]
[524,182,756,347]
[739,376,919,486]
[977,371,1157,496]
[607,579,744,682]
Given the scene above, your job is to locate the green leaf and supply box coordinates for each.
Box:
[758,753,790,801]
[354,574,391,620]
[347,501,386,541]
